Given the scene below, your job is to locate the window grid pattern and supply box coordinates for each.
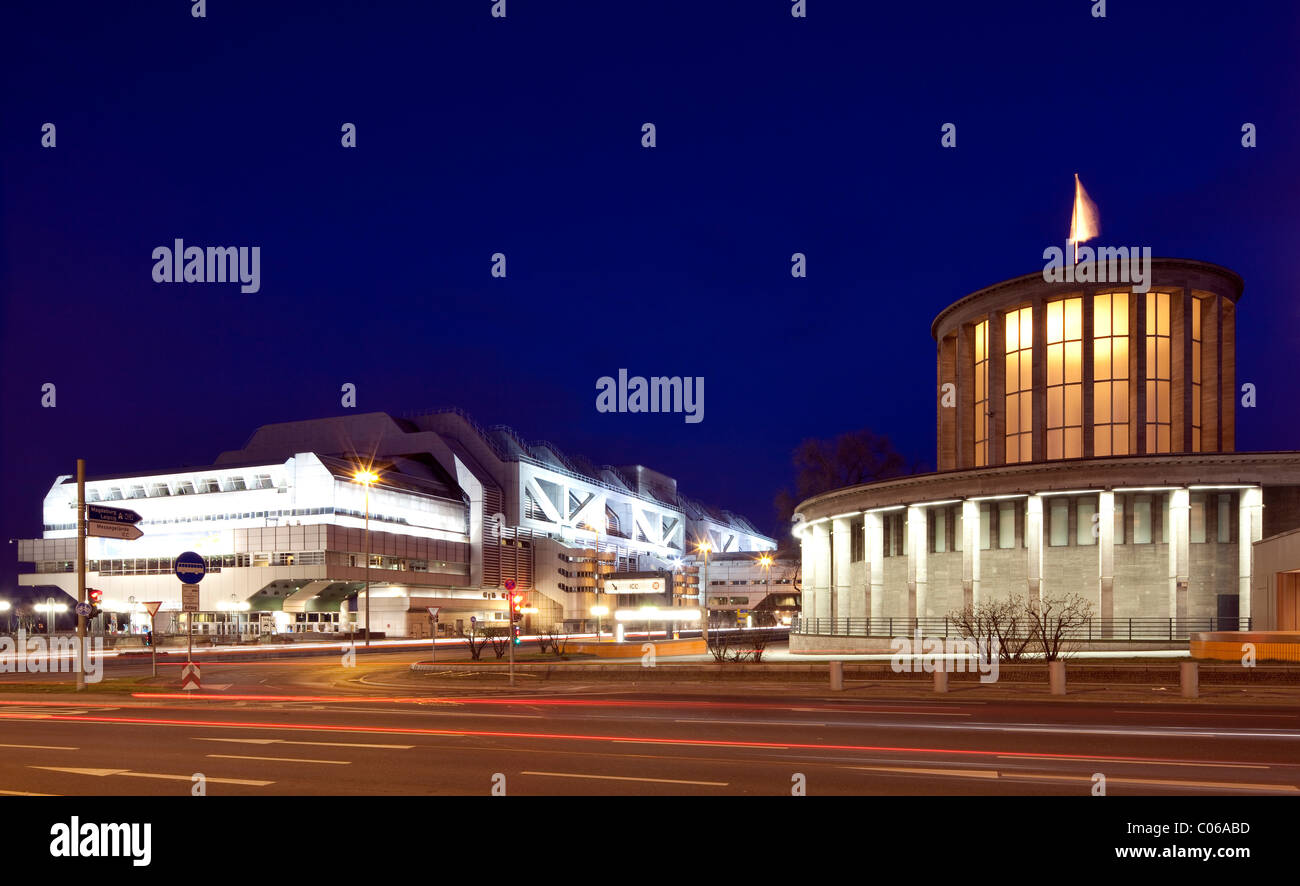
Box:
[1145,291,1172,453]
[1092,291,1130,456]
[1192,296,1203,452]
[1046,298,1083,459]
[1004,307,1033,464]
[974,320,989,467]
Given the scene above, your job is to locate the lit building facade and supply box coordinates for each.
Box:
[793,259,1300,651]
[16,410,773,638]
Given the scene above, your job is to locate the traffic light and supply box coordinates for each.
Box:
[512,624,522,646]
[87,588,103,619]
[511,593,524,622]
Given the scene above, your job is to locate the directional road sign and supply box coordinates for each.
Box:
[87,520,143,540]
[174,551,207,584]
[180,663,201,691]
[87,504,142,524]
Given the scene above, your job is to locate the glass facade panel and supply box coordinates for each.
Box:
[1093,291,1129,456]
[1049,498,1069,546]
[1004,307,1033,463]
[998,502,1016,549]
[1192,296,1204,452]
[1046,298,1082,459]
[1145,291,1172,453]
[974,320,989,466]
[1077,498,1097,546]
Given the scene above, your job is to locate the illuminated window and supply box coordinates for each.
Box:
[1092,291,1129,456]
[1145,291,1172,453]
[1191,296,1203,452]
[1004,307,1033,463]
[1046,298,1082,459]
[973,320,989,466]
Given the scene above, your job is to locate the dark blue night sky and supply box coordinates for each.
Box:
[3,1,1298,590]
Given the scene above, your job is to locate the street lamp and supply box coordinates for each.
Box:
[696,539,713,645]
[0,600,10,633]
[353,468,380,647]
[757,553,773,629]
[591,605,609,642]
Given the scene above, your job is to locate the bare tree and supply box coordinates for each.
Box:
[749,628,777,663]
[707,630,732,662]
[487,626,511,660]
[464,622,491,661]
[948,596,1036,662]
[1025,594,1094,661]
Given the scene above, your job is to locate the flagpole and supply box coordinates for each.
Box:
[1073,174,1079,265]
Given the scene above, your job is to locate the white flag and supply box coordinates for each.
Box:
[1069,173,1100,245]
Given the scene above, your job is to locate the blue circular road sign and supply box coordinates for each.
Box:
[174,551,207,583]
[75,601,93,617]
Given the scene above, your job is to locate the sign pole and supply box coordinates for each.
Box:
[76,459,86,692]
[151,612,157,677]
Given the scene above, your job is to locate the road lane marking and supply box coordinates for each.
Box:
[611,738,791,749]
[1111,710,1298,718]
[521,771,727,787]
[995,754,1270,769]
[10,712,1290,768]
[0,743,78,750]
[0,788,58,795]
[207,754,351,765]
[1012,772,1300,792]
[30,766,273,786]
[846,765,1000,779]
[676,719,828,727]
[195,737,415,749]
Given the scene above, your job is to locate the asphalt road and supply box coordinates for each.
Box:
[0,650,1297,796]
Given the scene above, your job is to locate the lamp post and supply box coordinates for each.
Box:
[354,469,379,647]
[0,601,10,633]
[697,540,712,645]
[758,553,773,630]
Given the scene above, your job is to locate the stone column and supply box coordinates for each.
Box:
[1169,488,1190,625]
[1098,490,1115,630]
[866,510,885,622]
[831,516,853,626]
[962,499,980,608]
[800,525,814,627]
[813,521,832,623]
[907,505,927,620]
[1239,487,1262,622]
[1026,494,1044,602]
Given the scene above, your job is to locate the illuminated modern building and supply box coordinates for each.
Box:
[16,409,773,638]
[793,258,1300,651]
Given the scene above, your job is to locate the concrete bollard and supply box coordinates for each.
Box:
[1180,661,1199,699]
[933,661,948,693]
[1049,660,1066,695]
[829,660,844,691]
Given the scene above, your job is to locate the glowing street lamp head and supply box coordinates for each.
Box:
[696,540,712,555]
[758,554,773,568]
[354,469,379,485]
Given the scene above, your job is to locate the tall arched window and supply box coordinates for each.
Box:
[1046,297,1082,459]
[1004,306,1033,464]
[1093,291,1129,456]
